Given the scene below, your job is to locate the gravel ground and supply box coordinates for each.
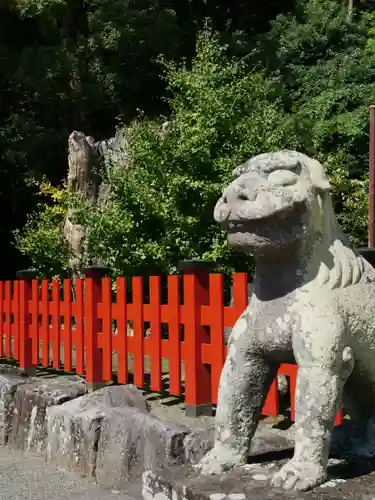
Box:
[0,448,141,500]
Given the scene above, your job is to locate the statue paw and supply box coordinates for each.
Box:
[270,460,326,492]
[195,445,246,476]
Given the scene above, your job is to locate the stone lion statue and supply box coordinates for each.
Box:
[197,150,375,491]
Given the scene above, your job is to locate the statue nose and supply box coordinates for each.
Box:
[227,186,257,203]
[238,189,256,202]
[222,174,264,205]
[223,190,254,206]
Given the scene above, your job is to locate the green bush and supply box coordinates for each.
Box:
[14,181,71,278]
[16,24,372,277]
[71,30,302,277]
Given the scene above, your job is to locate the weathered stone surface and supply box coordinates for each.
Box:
[46,384,148,478]
[142,457,375,500]
[184,427,214,465]
[183,423,294,466]
[199,150,375,492]
[96,409,189,486]
[9,375,86,453]
[47,403,103,477]
[0,372,27,445]
[223,283,253,344]
[99,384,149,411]
[0,364,29,376]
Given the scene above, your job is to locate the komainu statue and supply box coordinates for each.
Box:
[198,151,375,491]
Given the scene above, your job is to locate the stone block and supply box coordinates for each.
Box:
[9,375,86,453]
[96,409,189,487]
[46,384,148,478]
[0,372,27,444]
[47,403,104,477]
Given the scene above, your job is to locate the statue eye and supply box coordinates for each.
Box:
[268,170,298,186]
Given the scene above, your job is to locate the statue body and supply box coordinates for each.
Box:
[198,151,375,491]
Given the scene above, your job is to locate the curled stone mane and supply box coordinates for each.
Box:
[316,190,364,290]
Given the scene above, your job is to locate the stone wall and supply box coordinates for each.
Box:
[0,365,212,490]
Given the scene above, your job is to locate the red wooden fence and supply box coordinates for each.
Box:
[0,268,343,423]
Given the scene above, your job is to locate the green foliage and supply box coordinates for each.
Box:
[12,0,65,17]
[0,0,186,277]
[18,30,300,276]
[256,0,375,245]
[14,181,70,278]
[12,0,375,276]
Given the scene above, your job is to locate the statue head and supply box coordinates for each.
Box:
[214,151,333,256]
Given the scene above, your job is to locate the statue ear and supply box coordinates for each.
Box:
[308,158,332,193]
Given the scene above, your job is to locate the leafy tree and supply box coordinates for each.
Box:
[13,0,375,276]
[14,181,70,278]
[256,0,375,245]
[16,30,299,276]
[0,0,185,277]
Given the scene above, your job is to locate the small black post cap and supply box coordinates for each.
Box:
[177,260,215,273]
[357,247,375,268]
[16,269,38,280]
[80,265,110,279]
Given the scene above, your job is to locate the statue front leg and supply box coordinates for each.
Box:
[272,346,354,491]
[198,315,279,475]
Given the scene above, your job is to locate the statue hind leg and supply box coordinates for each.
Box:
[198,315,279,475]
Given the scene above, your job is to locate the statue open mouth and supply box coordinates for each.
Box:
[226,219,264,235]
[226,202,305,232]
[228,221,246,231]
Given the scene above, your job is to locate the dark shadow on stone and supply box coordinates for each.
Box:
[162,397,185,407]
[146,394,164,402]
[145,392,185,406]
[328,458,375,481]
[248,448,294,464]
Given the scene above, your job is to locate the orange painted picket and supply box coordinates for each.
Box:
[62,279,72,372]
[0,269,343,424]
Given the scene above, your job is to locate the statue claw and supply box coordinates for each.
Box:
[196,445,246,476]
[271,460,326,492]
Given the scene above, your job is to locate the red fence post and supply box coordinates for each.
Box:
[179,260,214,417]
[0,281,3,359]
[82,265,109,391]
[16,269,38,376]
[115,277,128,385]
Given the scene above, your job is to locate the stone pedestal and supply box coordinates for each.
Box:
[142,422,375,500]
[142,459,375,500]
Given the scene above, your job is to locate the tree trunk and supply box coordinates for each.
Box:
[347,0,354,19]
[63,131,100,273]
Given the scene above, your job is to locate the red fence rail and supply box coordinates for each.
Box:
[0,268,343,424]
